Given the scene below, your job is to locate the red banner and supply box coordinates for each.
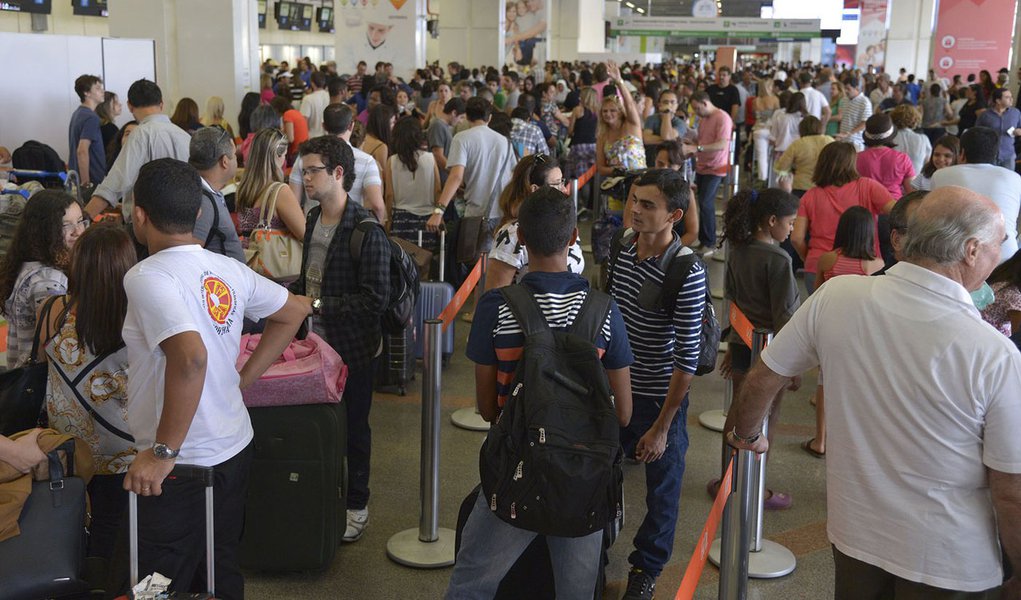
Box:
[933,0,1017,79]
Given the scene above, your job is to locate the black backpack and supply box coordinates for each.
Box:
[11,140,65,173]
[606,228,720,376]
[479,284,622,538]
[350,218,420,335]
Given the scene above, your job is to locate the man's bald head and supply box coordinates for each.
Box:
[902,185,1003,272]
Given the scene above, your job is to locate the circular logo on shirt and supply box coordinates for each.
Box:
[203,276,234,325]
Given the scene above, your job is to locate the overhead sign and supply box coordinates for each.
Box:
[609,16,821,39]
[932,0,1015,79]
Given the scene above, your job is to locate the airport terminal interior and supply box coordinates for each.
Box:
[1,0,1021,598]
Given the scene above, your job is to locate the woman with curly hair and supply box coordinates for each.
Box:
[0,190,85,369]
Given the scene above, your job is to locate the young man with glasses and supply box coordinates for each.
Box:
[290,135,391,543]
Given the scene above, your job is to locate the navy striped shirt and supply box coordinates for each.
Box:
[609,241,707,399]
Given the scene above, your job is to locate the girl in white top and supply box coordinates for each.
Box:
[386,116,442,253]
[486,154,585,290]
[768,92,807,154]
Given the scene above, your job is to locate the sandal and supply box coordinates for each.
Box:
[801,438,825,459]
[763,490,792,510]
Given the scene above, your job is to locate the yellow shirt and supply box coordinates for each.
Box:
[775,135,834,191]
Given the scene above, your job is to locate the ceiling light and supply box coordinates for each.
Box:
[636,6,645,12]
[625,1,635,6]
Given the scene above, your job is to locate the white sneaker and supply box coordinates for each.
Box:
[343,508,369,542]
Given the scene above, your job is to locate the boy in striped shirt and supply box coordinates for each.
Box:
[449,187,633,598]
[608,168,708,600]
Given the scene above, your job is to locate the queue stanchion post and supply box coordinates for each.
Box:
[766,144,777,188]
[709,319,796,579]
[717,449,754,600]
[700,299,733,431]
[571,177,580,213]
[386,318,456,568]
[451,255,492,431]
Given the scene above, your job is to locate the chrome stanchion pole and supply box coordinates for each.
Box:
[699,299,728,430]
[745,328,796,577]
[451,254,492,431]
[571,177,580,213]
[717,451,754,600]
[387,319,456,567]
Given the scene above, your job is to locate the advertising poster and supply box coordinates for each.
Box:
[856,0,888,70]
[336,0,417,76]
[502,0,549,73]
[933,0,1016,79]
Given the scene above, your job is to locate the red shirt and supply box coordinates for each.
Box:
[797,177,893,273]
[696,108,733,177]
[282,109,309,156]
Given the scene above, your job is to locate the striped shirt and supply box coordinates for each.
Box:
[840,93,873,150]
[466,272,633,407]
[609,241,707,399]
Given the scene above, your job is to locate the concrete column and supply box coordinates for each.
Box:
[438,0,500,69]
[108,0,259,133]
[886,0,937,77]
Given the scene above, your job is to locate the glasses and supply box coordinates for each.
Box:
[209,124,231,146]
[533,153,548,165]
[62,217,90,233]
[302,165,330,178]
[547,178,568,188]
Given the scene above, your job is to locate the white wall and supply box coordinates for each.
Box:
[886,0,936,76]
[0,1,108,36]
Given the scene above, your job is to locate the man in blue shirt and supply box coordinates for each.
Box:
[68,74,107,192]
[976,88,1021,169]
[450,187,633,599]
[642,90,688,147]
[607,168,707,600]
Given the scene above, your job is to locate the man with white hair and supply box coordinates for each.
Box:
[727,186,1021,599]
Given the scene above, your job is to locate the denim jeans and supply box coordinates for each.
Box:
[620,393,690,578]
[445,493,603,600]
[345,358,377,510]
[695,173,725,248]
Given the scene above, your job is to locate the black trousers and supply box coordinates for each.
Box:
[833,546,1002,600]
[107,444,253,600]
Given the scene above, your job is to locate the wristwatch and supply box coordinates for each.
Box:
[311,297,323,316]
[152,442,180,461]
[432,207,445,215]
[697,145,705,153]
[729,427,760,445]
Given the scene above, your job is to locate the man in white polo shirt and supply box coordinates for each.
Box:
[727,186,1021,598]
[120,158,310,599]
[933,126,1021,263]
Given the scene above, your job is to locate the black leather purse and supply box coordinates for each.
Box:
[0,439,89,599]
[0,295,60,436]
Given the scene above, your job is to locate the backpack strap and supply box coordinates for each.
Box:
[201,188,226,251]
[604,227,636,292]
[659,250,703,318]
[568,289,612,344]
[349,217,382,263]
[499,284,552,341]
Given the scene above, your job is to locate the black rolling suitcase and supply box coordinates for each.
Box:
[240,402,347,571]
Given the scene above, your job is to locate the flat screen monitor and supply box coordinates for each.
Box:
[275,0,292,28]
[318,6,334,33]
[71,0,107,16]
[0,0,52,13]
[257,0,266,28]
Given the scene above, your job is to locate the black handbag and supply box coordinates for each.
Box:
[0,439,89,600]
[0,295,60,436]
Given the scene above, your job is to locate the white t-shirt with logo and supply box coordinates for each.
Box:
[489,221,585,281]
[123,245,289,467]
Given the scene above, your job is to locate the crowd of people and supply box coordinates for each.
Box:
[1,52,1021,600]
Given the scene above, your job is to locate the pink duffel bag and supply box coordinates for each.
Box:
[236,332,348,407]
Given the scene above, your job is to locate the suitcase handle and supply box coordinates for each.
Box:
[129,464,215,597]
